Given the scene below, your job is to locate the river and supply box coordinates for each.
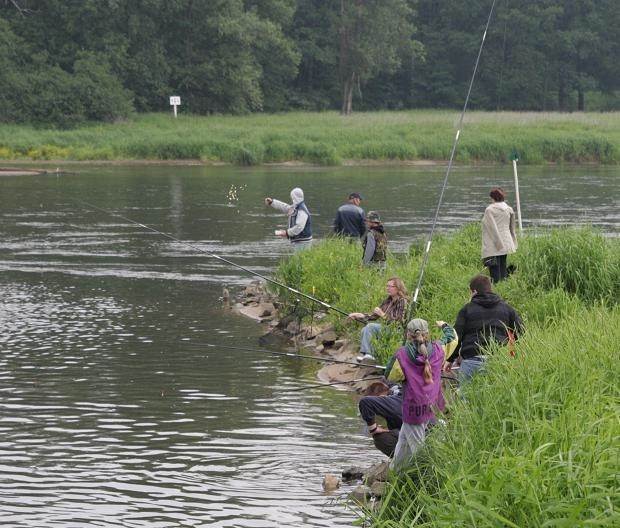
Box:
[0,164,617,527]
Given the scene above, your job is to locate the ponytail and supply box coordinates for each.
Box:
[414,333,433,385]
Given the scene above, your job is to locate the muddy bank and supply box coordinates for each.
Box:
[0,167,49,176]
[228,281,384,393]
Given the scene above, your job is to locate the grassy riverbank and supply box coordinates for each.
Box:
[273,224,619,526]
[1,111,620,165]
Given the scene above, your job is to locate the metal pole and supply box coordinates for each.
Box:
[511,152,523,233]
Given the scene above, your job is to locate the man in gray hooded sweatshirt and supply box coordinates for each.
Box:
[264,187,313,250]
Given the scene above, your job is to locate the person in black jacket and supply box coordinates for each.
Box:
[333,192,365,238]
[444,274,523,384]
[358,381,403,456]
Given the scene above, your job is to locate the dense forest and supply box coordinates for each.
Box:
[1,0,620,126]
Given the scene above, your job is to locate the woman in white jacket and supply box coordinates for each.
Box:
[481,187,517,283]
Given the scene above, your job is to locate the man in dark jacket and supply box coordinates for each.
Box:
[445,274,523,384]
[333,192,365,238]
[358,382,402,457]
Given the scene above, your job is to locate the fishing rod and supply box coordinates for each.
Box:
[404,0,498,332]
[283,376,386,392]
[203,343,386,370]
[285,372,458,392]
[76,199,351,317]
[203,342,459,376]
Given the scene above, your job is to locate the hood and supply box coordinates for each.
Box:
[290,187,304,205]
[488,201,510,212]
[471,291,502,308]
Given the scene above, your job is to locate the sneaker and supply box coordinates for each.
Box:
[356,353,375,363]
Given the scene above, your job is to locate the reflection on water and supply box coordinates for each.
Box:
[0,164,617,527]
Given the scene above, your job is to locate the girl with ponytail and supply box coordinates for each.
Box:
[383,318,458,472]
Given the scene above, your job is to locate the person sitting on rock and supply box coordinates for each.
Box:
[348,277,407,362]
[358,381,402,457]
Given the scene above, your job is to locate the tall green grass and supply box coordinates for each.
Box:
[373,306,619,527]
[272,225,618,526]
[275,224,618,363]
[2,111,620,164]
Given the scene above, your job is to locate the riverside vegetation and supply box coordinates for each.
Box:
[273,224,619,527]
[1,111,620,166]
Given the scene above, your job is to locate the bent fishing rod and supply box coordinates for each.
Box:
[76,199,351,317]
[404,0,498,333]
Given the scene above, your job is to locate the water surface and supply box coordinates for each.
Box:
[0,164,617,527]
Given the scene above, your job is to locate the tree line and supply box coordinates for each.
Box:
[1,0,619,127]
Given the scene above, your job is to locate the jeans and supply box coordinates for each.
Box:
[291,239,312,251]
[458,357,486,385]
[360,322,383,355]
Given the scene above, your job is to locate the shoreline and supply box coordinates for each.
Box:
[1,157,603,177]
[1,158,447,171]
[230,281,384,393]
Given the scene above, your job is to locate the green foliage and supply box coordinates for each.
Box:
[3,110,620,164]
[514,227,620,305]
[273,225,618,526]
[1,0,620,122]
[71,52,134,123]
[373,306,619,526]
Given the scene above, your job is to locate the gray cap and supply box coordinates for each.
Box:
[407,318,429,335]
[366,210,381,222]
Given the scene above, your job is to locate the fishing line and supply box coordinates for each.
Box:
[202,343,386,370]
[404,0,498,330]
[282,376,386,392]
[203,342,459,375]
[76,199,351,317]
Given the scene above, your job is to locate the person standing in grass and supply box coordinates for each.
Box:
[482,186,517,283]
[264,187,312,251]
[348,277,407,362]
[384,318,458,472]
[444,274,523,384]
[333,191,365,238]
[362,210,387,268]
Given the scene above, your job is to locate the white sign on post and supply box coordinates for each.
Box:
[169,96,181,118]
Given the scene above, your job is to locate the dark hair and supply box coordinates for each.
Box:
[469,274,492,294]
[489,187,506,202]
[364,382,390,396]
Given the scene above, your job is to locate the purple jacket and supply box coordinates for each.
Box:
[396,341,445,425]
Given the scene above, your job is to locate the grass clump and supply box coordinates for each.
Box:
[375,306,619,527]
[513,226,619,305]
[273,224,618,526]
[2,111,620,164]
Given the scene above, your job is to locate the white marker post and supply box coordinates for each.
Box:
[511,149,523,234]
[169,96,181,118]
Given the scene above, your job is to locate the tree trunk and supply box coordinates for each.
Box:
[558,78,568,111]
[578,90,584,111]
[341,73,355,115]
